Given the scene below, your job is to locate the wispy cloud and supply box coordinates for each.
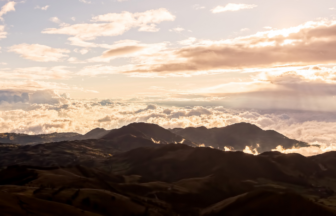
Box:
[169,27,185,32]
[50,17,61,23]
[0,66,72,80]
[87,40,167,63]
[211,3,257,13]
[42,8,175,45]
[35,5,49,11]
[8,44,70,62]
[193,4,205,10]
[0,1,16,21]
[0,25,6,39]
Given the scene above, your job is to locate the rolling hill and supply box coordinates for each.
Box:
[1,144,336,215]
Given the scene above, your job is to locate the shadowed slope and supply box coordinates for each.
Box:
[0,136,158,168]
[108,144,322,185]
[1,145,336,215]
[201,190,336,216]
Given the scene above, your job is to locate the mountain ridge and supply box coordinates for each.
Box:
[170,122,309,152]
[0,122,308,153]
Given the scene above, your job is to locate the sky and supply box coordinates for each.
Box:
[1,0,336,154]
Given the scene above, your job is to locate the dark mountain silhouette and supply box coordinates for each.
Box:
[0,128,108,145]
[0,123,196,146]
[0,123,307,154]
[0,132,82,145]
[102,122,196,146]
[82,128,110,139]
[170,122,309,152]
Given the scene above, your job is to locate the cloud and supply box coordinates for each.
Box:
[0,66,72,79]
[74,48,89,55]
[79,0,91,4]
[211,3,257,13]
[8,44,70,62]
[162,66,336,112]
[102,46,144,58]
[0,1,16,40]
[35,5,49,11]
[135,104,157,113]
[0,25,6,39]
[67,57,85,64]
[42,8,175,45]
[193,4,205,10]
[0,91,29,103]
[170,27,185,32]
[87,40,167,63]
[77,65,118,76]
[0,1,16,21]
[109,19,336,76]
[1,88,336,156]
[0,89,67,105]
[0,79,98,95]
[272,145,336,157]
[50,17,61,23]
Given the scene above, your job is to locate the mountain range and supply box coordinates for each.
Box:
[0,122,308,152]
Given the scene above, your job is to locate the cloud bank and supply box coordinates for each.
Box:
[0,94,335,157]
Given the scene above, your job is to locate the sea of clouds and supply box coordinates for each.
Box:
[1,90,336,156]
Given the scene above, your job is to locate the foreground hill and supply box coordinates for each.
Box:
[0,136,158,168]
[107,144,322,184]
[1,144,336,215]
[170,122,309,152]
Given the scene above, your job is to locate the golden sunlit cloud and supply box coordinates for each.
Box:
[8,44,70,62]
[96,19,336,77]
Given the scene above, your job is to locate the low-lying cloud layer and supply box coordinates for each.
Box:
[0,97,336,156]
